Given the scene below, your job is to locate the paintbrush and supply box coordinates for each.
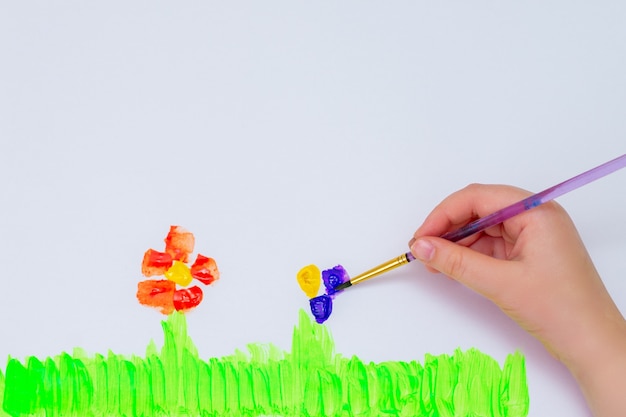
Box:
[334,153,626,292]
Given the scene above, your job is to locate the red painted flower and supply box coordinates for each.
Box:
[137,226,220,314]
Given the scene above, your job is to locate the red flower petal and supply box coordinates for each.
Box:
[137,279,176,315]
[173,286,204,312]
[141,249,173,277]
[190,254,220,285]
[164,226,195,263]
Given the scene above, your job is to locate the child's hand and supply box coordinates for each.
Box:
[409,184,626,417]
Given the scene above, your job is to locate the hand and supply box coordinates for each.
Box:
[409,184,626,417]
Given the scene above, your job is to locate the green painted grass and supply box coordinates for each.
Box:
[1,311,529,417]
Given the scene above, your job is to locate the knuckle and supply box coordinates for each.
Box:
[463,183,484,192]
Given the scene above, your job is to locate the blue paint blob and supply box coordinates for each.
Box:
[322,265,349,296]
[309,295,333,324]
[523,196,542,210]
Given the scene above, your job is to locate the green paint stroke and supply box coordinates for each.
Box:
[1,311,529,416]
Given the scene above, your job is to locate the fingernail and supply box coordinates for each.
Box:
[411,239,434,262]
[408,237,416,247]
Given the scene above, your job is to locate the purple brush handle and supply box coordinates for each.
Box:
[439,154,626,243]
[403,154,625,262]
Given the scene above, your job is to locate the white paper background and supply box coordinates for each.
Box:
[1,2,625,416]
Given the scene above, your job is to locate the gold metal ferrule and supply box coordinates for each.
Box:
[349,253,411,286]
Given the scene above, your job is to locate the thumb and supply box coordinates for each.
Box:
[410,237,512,299]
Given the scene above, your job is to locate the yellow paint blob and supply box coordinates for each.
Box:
[296,264,321,298]
[165,260,193,287]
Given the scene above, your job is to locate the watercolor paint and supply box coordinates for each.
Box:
[296,264,321,298]
[322,265,349,296]
[136,279,176,314]
[0,310,529,417]
[297,263,350,323]
[309,294,333,324]
[141,249,173,276]
[164,225,195,262]
[138,226,220,314]
[164,260,193,286]
[0,226,531,416]
[190,254,220,285]
[173,285,204,311]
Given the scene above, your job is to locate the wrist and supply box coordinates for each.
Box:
[554,309,626,414]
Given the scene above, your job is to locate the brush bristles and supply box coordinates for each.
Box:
[334,281,352,291]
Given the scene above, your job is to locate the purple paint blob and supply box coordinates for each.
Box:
[322,265,349,296]
[309,295,333,324]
